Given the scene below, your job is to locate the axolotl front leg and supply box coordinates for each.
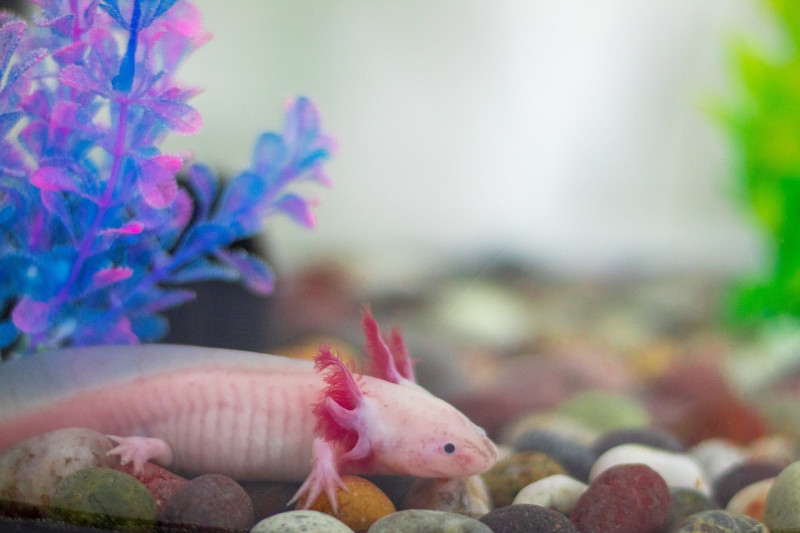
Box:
[106,435,174,472]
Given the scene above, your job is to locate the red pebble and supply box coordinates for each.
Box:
[114,461,188,514]
[570,463,670,533]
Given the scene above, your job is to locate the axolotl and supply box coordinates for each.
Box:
[0,311,498,508]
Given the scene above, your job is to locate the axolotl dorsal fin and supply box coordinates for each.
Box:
[361,307,416,385]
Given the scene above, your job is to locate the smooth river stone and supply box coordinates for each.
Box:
[0,428,120,506]
[764,461,800,532]
[726,478,773,523]
[252,510,355,533]
[571,463,670,533]
[402,475,490,518]
[591,443,710,495]
[511,474,587,514]
[369,509,491,533]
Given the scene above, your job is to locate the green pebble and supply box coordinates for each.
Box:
[670,510,768,532]
[368,509,491,533]
[765,461,800,532]
[557,391,651,432]
[49,467,156,530]
[481,451,566,508]
[251,510,355,532]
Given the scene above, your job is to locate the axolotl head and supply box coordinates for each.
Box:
[366,382,499,478]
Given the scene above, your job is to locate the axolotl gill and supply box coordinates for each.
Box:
[0,311,498,508]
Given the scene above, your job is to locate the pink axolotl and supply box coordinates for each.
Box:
[0,311,498,509]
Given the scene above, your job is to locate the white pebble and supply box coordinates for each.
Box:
[250,510,354,533]
[512,474,587,514]
[591,443,710,495]
[688,438,748,483]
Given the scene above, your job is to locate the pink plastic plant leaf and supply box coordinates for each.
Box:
[274,193,316,229]
[11,297,52,334]
[59,64,107,95]
[139,154,182,208]
[31,166,79,193]
[92,266,134,289]
[145,98,201,135]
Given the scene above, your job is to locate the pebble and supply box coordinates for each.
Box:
[251,509,355,533]
[511,474,587,514]
[160,473,254,530]
[480,504,578,533]
[0,428,120,506]
[500,412,599,448]
[557,391,651,433]
[670,509,768,532]
[712,460,784,507]
[591,443,710,495]
[369,509,491,532]
[301,475,395,533]
[590,427,685,458]
[764,460,800,531]
[481,451,566,507]
[402,475,490,518]
[570,463,670,533]
[726,478,773,523]
[49,467,156,530]
[689,438,748,483]
[666,487,718,531]
[747,434,797,468]
[514,428,595,481]
[114,461,187,515]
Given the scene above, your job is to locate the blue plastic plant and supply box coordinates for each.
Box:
[0,0,334,358]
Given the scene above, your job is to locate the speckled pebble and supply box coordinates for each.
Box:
[712,461,783,507]
[591,427,685,458]
[514,428,595,481]
[726,478,773,523]
[369,509,491,532]
[512,474,587,514]
[571,463,670,533]
[481,451,566,507]
[666,487,718,531]
[402,475,490,518]
[689,438,748,483]
[480,504,578,533]
[301,475,396,533]
[49,467,156,530]
[160,473,254,530]
[251,510,355,533]
[764,460,800,531]
[557,391,651,433]
[0,428,120,507]
[591,443,710,495]
[670,509,768,532]
[114,460,187,515]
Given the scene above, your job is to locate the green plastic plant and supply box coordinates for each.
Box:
[715,0,800,325]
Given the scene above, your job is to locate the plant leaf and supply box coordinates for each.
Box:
[92,265,133,289]
[139,154,182,208]
[274,193,316,229]
[11,297,51,334]
[252,132,286,176]
[216,248,275,294]
[31,166,79,193]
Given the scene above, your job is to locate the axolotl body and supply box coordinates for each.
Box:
[0,312,498,507]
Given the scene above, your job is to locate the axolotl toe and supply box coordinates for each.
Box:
[0,310,498,511]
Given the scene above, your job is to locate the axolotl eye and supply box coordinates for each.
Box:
[443,442,456,454]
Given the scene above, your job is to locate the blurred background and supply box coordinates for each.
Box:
[163,0,774,279]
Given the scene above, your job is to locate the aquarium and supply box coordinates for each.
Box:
[2,1,800,532]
